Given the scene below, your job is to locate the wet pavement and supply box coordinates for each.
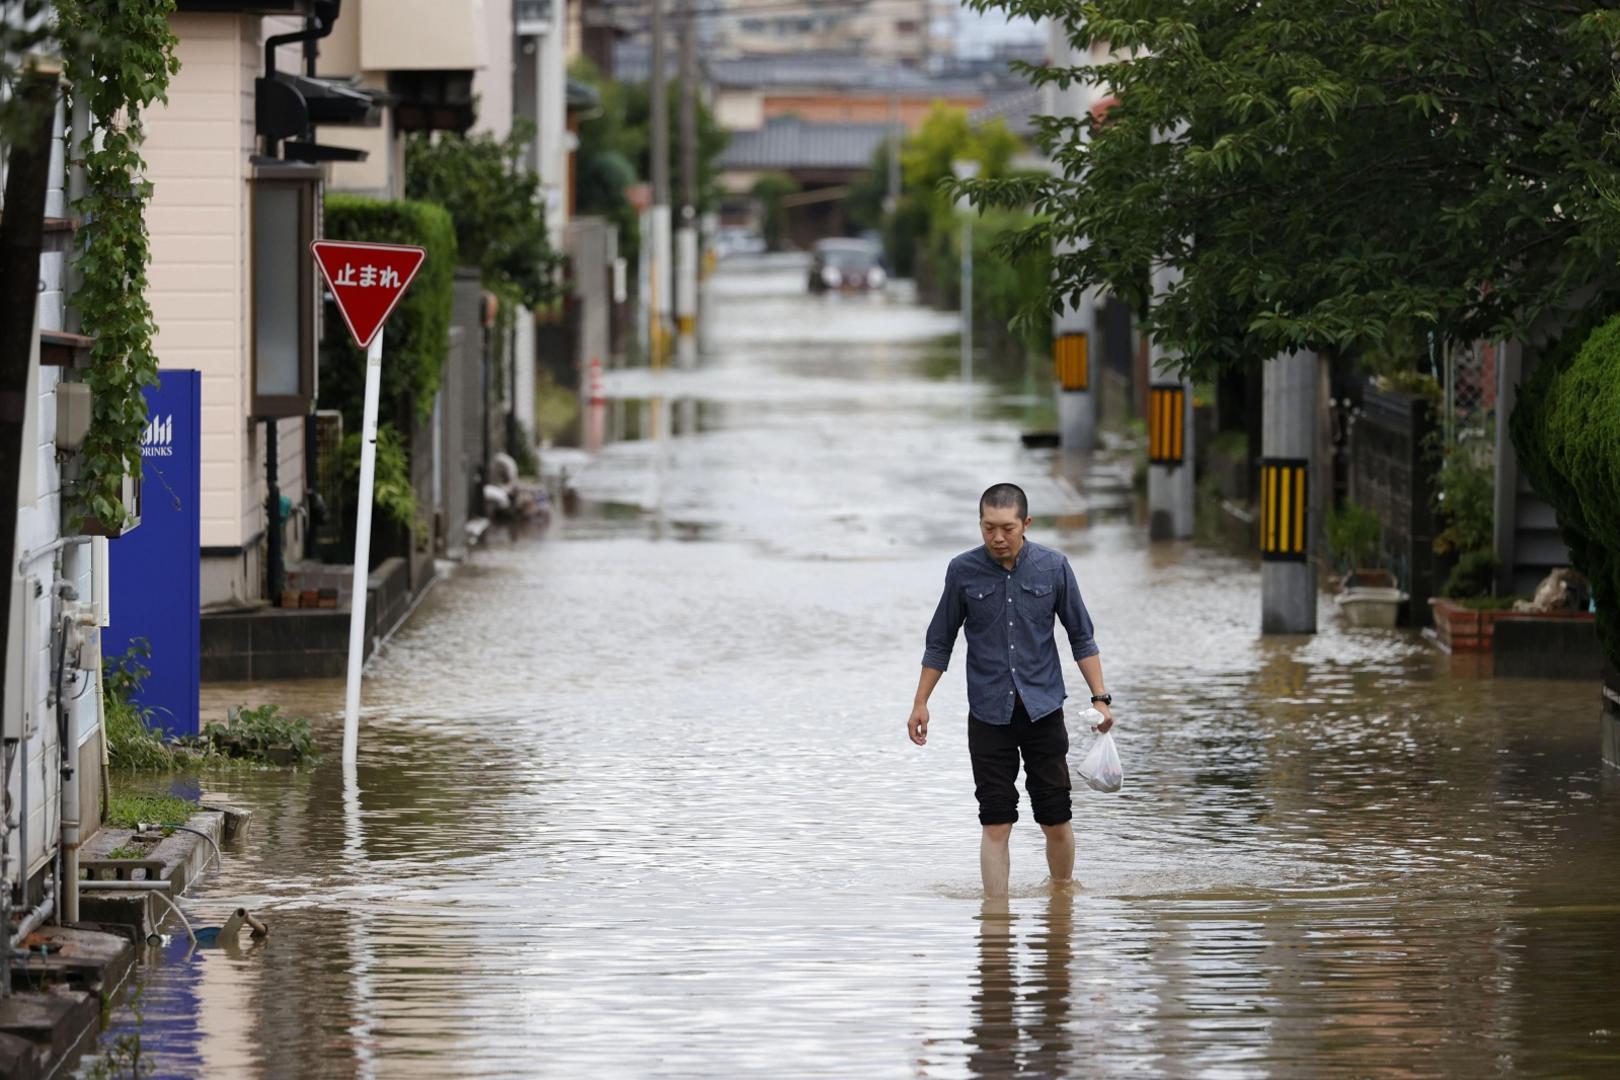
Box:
[85,256,1620,1078]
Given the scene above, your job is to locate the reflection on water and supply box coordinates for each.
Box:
[83,254,1620,1078]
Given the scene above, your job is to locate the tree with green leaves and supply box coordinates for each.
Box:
[965,1,1620,370]
[570,59,731,265]
[966,0,1620,666]
[404,124,557,308]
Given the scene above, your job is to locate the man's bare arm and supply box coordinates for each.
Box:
[908,666,944,745]
[1077,654,1114,733]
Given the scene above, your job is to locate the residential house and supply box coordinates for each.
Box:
[5,61,108,930]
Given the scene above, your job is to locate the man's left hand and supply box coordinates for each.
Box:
[1092,701,1114,734]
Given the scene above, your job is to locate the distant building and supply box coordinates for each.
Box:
[702,0,940,69]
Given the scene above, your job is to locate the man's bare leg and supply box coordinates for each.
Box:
[980,823,1013,896]
[1040,821,1074,883]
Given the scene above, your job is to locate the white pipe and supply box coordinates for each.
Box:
[343,330,384,769]
[61,626,91,924]
[9,885,54,948]
[15,535,89,574]
[81,882,195,944]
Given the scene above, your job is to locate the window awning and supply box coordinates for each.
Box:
[272,71,388,127]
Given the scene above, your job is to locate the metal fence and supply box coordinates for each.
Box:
[1443,340,1497,448]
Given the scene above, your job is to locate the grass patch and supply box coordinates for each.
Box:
[103,845,148,861]
[181,704,317,765]
[105,793,197,829]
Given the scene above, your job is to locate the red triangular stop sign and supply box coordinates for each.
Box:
[312,240,427,349]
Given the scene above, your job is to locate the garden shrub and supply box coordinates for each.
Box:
[1512,314,1620,668]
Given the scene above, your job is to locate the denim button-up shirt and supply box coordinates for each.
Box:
[922,539,1099,725]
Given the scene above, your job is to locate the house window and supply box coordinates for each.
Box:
[251,166,320,417]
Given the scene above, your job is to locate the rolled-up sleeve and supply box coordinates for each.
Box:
[1057,557,1099,661]
[921,565,963,671]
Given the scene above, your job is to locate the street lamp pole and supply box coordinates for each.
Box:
[953,159,980,417]
[649,0,671,367]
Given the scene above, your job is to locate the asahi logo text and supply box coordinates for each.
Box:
[140,415,173,457]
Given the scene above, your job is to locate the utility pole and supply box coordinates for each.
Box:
[952,159,979,416]
[675,0,699,367]
[1260,350,1319,633]
[1047,14,1095,454]
[1146,263,1195,540]
[884,81,900,214]
[649,0,672,367]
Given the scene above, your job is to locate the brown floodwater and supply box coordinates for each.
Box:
[83,257,1620,1078]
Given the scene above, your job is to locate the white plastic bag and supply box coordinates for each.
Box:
[1076,727,1125,793]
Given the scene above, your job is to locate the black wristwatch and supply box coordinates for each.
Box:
[1090,693,1112,706]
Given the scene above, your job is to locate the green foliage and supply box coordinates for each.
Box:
[534,372,579,443]
[105,792,197,829]
[1433,441,1495,559]
[1512,313,1620,668]
[335,425,415,527]
[902,106,1023,279]
[189,704,316,764]
[970,207,1053,370]
[963,0,1620,376]
[571,60,731,261]
[1443,549,1502,600]
[572,60,645,264]
[1326,501,1383,571]
[750,173,799,251]
[103,845,146,861]
[320,195,456,426]
[58,0,180,530]
[1376,370,1442,402]
[103,640,179,770]
[405,124,559,308]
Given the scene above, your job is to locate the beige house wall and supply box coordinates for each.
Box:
[146,13,254,557]
[360,0,483,71]
[472,0,513,140]
[147,11,309,607]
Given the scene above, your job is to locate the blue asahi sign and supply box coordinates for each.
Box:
[139,414,174,457]
[107,370,201,737]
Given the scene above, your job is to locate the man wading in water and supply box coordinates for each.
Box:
[908,483,1113,896]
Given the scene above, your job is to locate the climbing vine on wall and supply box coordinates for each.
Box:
[57,0,180,529]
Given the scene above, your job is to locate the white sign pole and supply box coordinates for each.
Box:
[342,328,384,769]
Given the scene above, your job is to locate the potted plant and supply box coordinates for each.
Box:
[1328,501,1408,628]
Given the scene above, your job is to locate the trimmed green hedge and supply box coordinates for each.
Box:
[320,195,456,427]
[1512,315,1620,669]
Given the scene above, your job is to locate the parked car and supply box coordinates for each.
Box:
[715,226,767,259]
[808,238,887,293]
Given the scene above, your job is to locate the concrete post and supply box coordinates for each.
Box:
[648,0,671,366]
[1146,268,1194,539]
[1052,286,1097,452]
[1260,350,1318,634]
[675,0,698,366]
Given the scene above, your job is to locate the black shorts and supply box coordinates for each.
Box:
[968,697,1072,827]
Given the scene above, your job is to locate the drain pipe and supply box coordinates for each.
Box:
[9,879,54,950]
[60,606,100,925]
[81,882,196,944]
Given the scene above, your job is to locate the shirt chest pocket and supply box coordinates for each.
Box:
[1018,580,1056,619]
[963,584,1002,629]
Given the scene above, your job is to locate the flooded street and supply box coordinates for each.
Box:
[93,257,1620,1078]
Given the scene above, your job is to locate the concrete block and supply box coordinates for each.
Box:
[0,990,98,1061]
[1493,617,1604,679]
[0,1031,43,1080]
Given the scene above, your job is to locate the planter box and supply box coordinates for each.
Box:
[1337,586,1408,628]
[1428,596,1596,654]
